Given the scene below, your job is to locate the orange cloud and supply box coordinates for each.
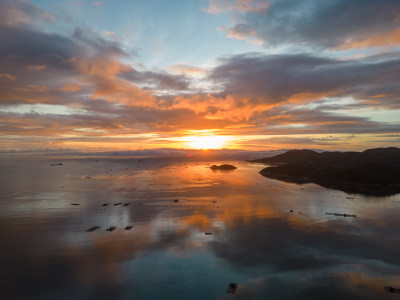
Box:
[69,56,130,77]
[59,83,84,92]
[68,56,156,106]
[287,91,343,104]
[168,64,206,75]
[339,28,400,49]
[0,73,16,80]
[16,84,49,93]
[27,65,46,71]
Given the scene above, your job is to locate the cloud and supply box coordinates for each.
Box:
[92,0,108,7]
[209,52,400,109]
[168,64,206,75]
[0,0,55,28]
[102,30,116,39]
[27,65,46,71]
[72,27,129,57]
[0,2,182,108]
[0,73,16,80]
[205,0,270,14]
[213,0,400,49]
[59,83,84,92]
[219,23,256,40]
[122,69,191,92]
[0,0,399,151]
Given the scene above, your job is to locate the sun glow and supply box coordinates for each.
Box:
[184,135,228,149]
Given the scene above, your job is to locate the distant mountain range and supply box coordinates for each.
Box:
[250,147,400,195]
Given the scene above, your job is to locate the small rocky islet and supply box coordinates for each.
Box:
[210,164,237,170]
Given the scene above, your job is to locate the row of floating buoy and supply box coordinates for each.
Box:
[86,225,133,232]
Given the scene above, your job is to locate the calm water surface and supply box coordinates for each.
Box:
[1,156,400,299]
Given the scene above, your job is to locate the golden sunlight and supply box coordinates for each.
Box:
[184,135,228,149]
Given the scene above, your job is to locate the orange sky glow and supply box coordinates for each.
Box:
[0,0,399,153]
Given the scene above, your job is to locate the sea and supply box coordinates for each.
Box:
[0,155,399,299]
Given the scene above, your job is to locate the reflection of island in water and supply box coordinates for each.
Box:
[251,147,400,196]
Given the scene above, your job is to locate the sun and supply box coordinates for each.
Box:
[185,135,228,149]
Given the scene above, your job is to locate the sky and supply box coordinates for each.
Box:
[1,0,400,152]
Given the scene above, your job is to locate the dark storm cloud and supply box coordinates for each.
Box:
[222,0,400,49]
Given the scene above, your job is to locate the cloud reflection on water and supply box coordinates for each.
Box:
[0,157,399,299]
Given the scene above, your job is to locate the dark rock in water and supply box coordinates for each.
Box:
[205,232,212,235]
[173,199,179,203]
[384,286,400,294]
[50,163,63,166]
[70,203,80,206]
[102,203,109,206]
[210,164,237,170]
[86,226,100,232]
[124,226,133,230]
[106,226,117,232]
[123,203,130,206]
[325,212,356,218]
[226,282,238,293]
[114,203,123,206]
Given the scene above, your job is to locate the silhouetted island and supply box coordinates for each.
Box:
[251,147,400,196]
[210,164,237,170]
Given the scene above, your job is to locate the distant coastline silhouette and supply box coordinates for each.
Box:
[251,147,400,196]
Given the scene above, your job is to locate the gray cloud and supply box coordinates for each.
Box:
[0,0,55,28]
[122,69,191,92]
[223,0,400,49]
[210,52,400,109]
